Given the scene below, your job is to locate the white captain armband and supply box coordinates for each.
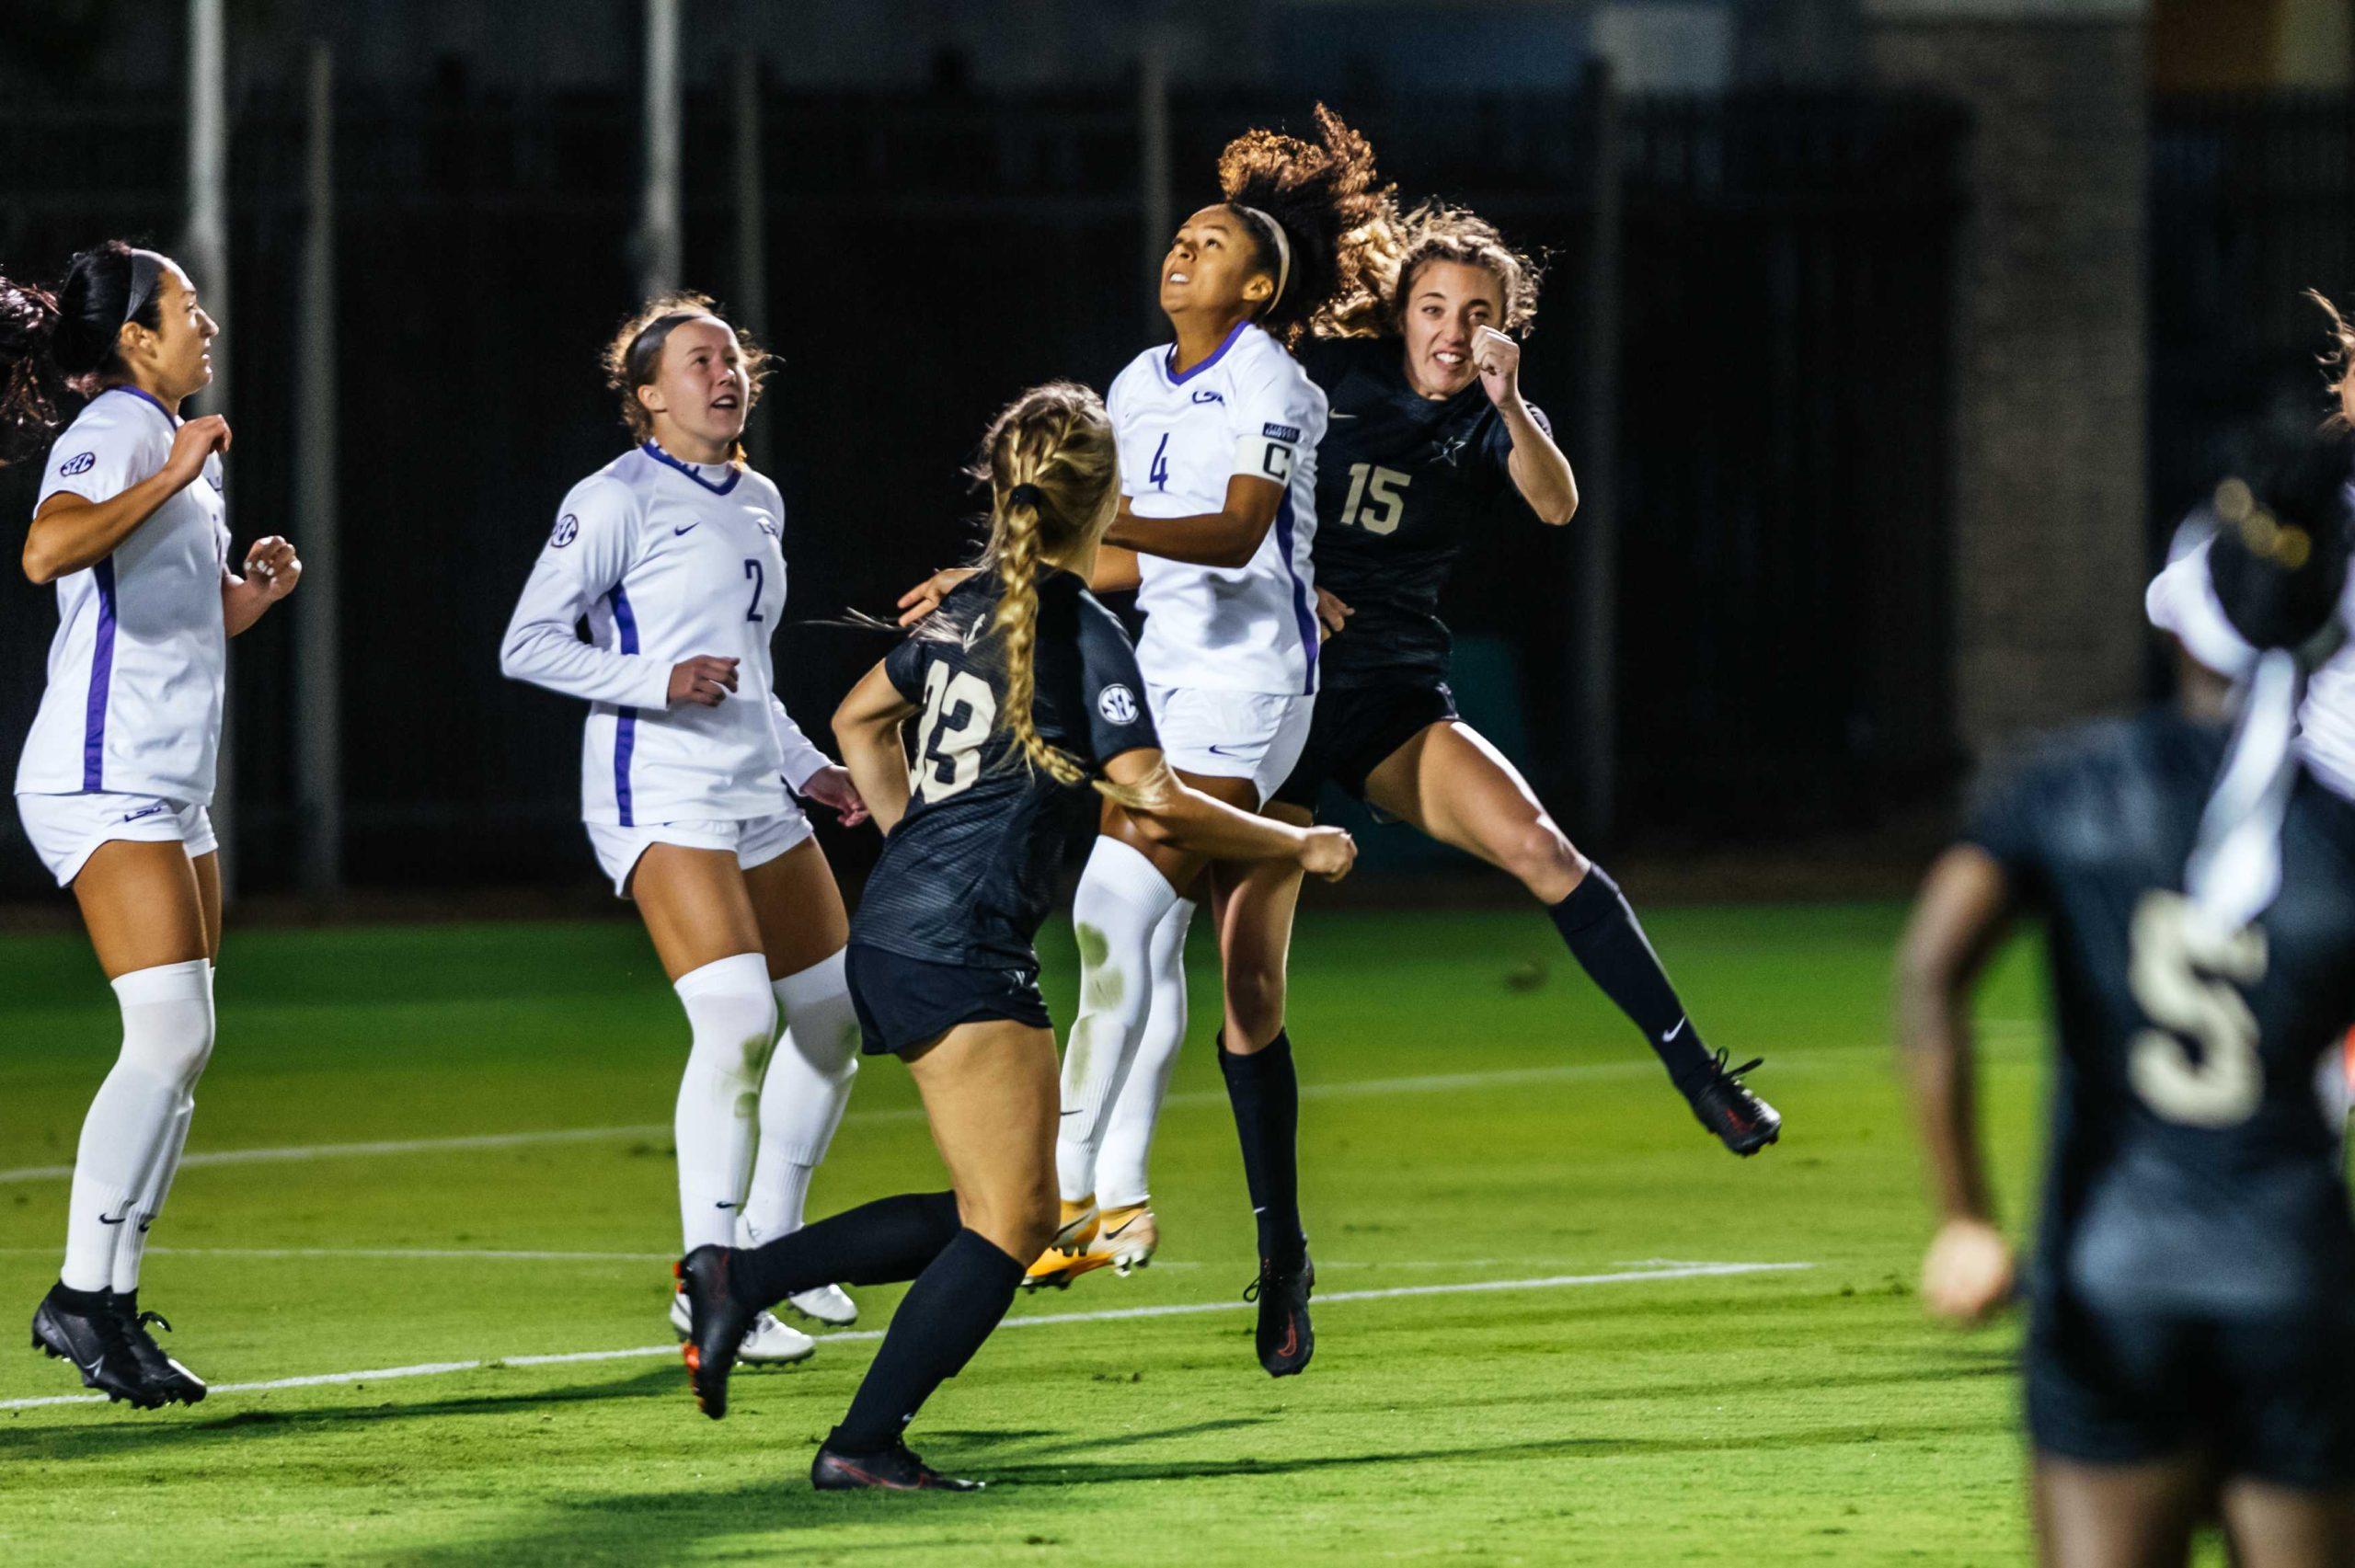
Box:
[1233,432,1296,485]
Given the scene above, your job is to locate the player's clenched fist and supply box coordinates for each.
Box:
[667,656,739,708]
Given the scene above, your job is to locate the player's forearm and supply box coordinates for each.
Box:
[1896,950,1997,1224]
[1134,780,1308,864]
[1104,509,1266,569]
[769,693,835,794]
[1502,404,1578,525]
[498,620,672,709]
[222,578,274,636]
[833,718,911,834]
[23,476,185,584]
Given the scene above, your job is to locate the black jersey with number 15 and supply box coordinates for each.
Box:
[1295,336,1548,686]
[848,569,1159,972]
[1966,708,2355,1321]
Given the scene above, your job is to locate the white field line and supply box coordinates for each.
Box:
[0,1024,2050,1186]
[0,1259,1811,1412]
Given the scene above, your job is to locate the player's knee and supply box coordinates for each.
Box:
[1223,962,1288,1045]
[113,958,217,1092]
[970,1186,1060,1260]
[1498,819,1585,902]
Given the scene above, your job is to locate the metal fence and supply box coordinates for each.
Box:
[0,78,1966,898]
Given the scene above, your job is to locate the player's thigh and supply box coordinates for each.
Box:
[743,835,848,979]
[904,1019,1061,1255]
[1099,768,1260,898]
[2032,1453,2211,1568]
[630,844,765,982]
[1366,720,1583,874]
[1209,802,1312,1049]
[2218,1477,2355,1568]
[72,839,211,979]
[190,849,223,963]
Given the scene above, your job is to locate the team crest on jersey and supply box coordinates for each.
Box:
[1191,389,1223,405]
[754,512,781,540]
[1262,422,1300,443]
[549,513,580,548]
[59,452,95,476]
[1097,684,1140,725]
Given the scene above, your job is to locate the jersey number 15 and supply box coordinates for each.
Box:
[1338,463,1410,535]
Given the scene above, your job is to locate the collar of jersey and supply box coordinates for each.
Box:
[99,384,180,428]
[1161,319,1250,388]
[640,440,741,496]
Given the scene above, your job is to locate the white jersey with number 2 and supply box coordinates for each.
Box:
[500,442,833,826]
[1108,320,1327,696]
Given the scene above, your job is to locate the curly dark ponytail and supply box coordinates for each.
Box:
[1215,104,1393,347]
[0,241,167,466]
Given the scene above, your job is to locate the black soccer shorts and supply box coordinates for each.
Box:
[844,943,1054,1059]
[1272,677,1457,812]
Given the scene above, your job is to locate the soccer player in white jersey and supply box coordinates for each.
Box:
[3,243,300,1408]
[500,293,867,1365]
[900,107,1390,1374]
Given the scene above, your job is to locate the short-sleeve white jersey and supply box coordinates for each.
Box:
[2146,534,2355,802]
[500,442,833,826]
[15,387,231,803]
[1108,320,1327,696]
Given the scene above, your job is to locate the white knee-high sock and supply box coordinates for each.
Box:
[1097,895,1194,1209]
[672,953,778,1252]
[737,949,860,1249]
[62,959,214,1293]
[1055,837,1184,1204]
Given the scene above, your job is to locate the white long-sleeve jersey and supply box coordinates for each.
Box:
[1108,320,1327,696]
[500,442,833,826]
[15,387,230,803]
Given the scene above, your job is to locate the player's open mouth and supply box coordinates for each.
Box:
[1435,349,1465,367]
[710,395,740,410]
[1166,270,1189,286]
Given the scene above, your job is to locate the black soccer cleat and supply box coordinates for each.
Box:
[810,1436,983,1493]
[30,1282,161,1409]
[109,1291,207,1406]
[1244,1253,1315,1378]
[674,1246,754,1420]
[1687,1050,1781,1156]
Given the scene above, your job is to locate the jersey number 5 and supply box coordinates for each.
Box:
[1338,463,1411,534]
[2126,889,2269,1127]
[911,663,998,805]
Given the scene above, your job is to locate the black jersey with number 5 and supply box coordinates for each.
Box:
[1294,336,1547,686]
[1964,708,2355,1320]
[848,569,1159,971]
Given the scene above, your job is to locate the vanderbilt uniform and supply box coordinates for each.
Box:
[1966,709,2355,1487]
[16,386,230,887]
[1275,336,1550,809]
[500,441,834,895]
[847,570,1159,1055]
[1107,319,1325,802]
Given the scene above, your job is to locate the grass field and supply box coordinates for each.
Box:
[0,900,2125,1564]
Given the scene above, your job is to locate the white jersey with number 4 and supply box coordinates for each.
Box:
[16,386,230,803]
[500,442,833,827]
[1108,320,1327,696]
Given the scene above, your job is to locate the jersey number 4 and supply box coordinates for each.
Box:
[2126,889,2269,1127]
[1338,463,1411,535]
[911,663,997,805]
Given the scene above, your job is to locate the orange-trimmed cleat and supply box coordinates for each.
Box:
[1022,1202,1158,1290]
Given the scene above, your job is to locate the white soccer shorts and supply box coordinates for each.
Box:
[584,804,814,899]
[16,791,218,888]
[1144,683,1315,807]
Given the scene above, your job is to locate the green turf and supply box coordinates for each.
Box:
[0,902,2216,1563]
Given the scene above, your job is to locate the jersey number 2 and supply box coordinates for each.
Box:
[911,663,997,805]
[2126,889,2269,1127]
[743,558,765,622]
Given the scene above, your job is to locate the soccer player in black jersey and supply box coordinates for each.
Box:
[1901,435,2355,1567]
[673,383,1354,1492]
[1265,201,1776,1151]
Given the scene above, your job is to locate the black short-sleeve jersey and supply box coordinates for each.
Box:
[849,568,1158,970]
[1963,708,2355,1320]
[1294,336,1545,685]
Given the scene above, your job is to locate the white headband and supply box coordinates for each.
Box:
[1231,204,1292,315]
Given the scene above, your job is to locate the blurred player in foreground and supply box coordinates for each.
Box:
[1899,433,2355,1567]
[675,383,1354,1491]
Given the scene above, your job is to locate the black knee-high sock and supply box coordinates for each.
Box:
[831,1229,1025,1454]
[1219,1033,1304,1270]
[1548,865,1714,1093]
[728,1190,960,1310]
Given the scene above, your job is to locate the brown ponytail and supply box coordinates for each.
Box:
[2311,289,2355,429]
[969,382,1158,809]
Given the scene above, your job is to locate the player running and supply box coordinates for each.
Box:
[1900,433,2355,1568]
[3,242,300,1407]
[500,293,867,1366]
[898,109,1387,1375]
[673,382,1355,1491]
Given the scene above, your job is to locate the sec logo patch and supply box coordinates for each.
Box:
[1097,684,1139,725]
[549,513,580,548]
[60,452,96,476]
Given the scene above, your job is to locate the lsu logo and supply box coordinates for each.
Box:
[60,452,96,477]
[549,513,580,548]
[1262,422,1300,443]
[1191,389,1223,405]
[754,512,782,541]
[1097,684,1140,726]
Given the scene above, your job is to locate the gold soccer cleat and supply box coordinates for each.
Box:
[1022,1202,1158,1290]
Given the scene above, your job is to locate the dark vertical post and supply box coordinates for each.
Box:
[297,42,342,895]
[1573,59,1624,841]
[734,50,772,474]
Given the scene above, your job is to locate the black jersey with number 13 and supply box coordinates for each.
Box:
[1296,336,1548,686]
[848,570,1159,973]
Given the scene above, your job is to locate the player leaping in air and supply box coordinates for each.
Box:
[674,383,1354,1491]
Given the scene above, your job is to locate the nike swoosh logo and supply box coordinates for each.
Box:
[1060,1109,1083,1117]
[1206,743,1254,759]
[98,1214,128,1226]
[673,523,701,536]
[1104,1216,1144,1239]
[1662,1018,1687,1044]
